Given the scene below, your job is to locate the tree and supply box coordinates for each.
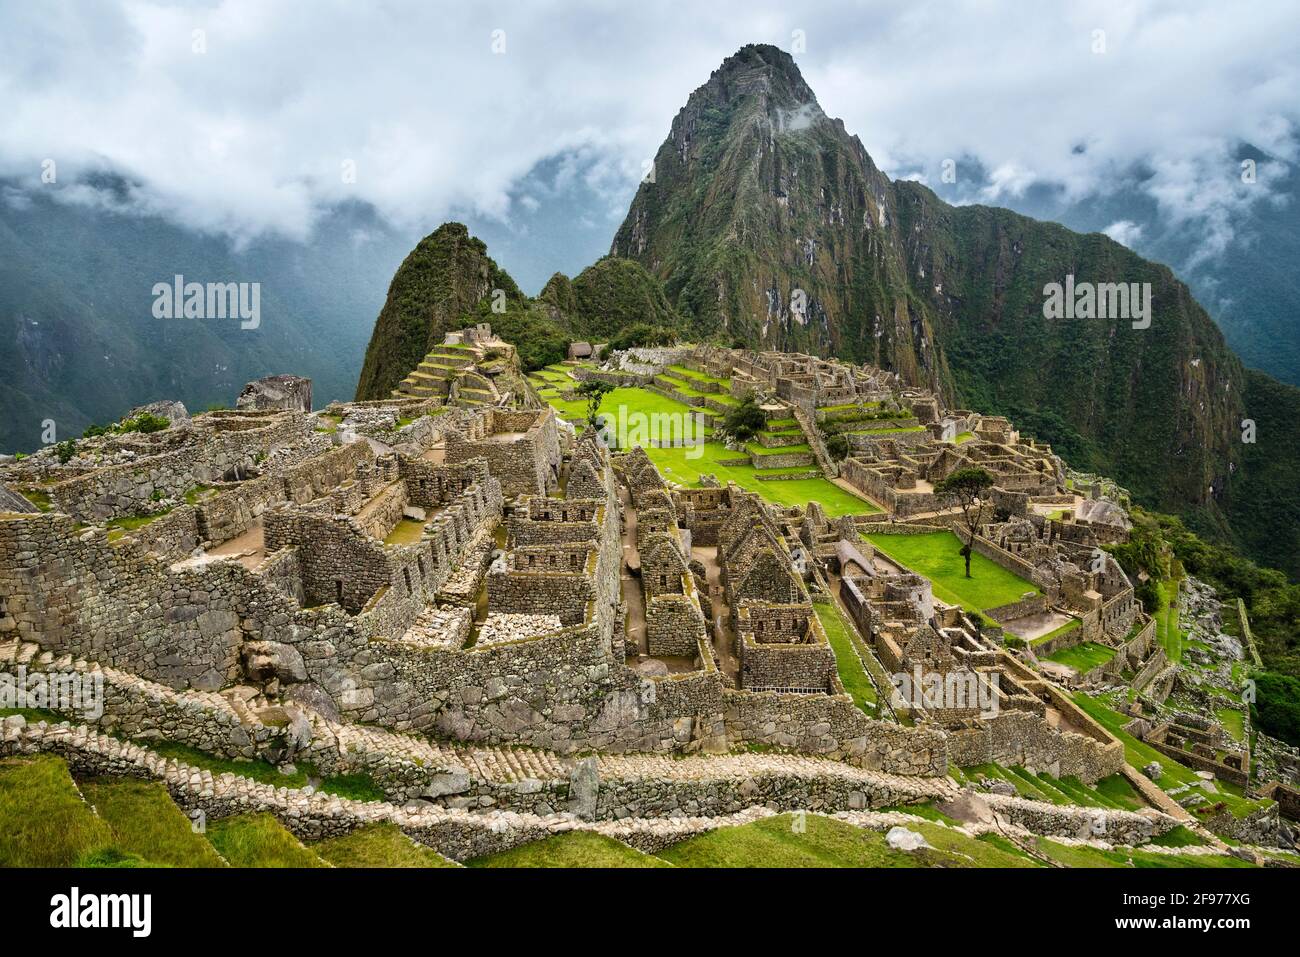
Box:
[576,379,614,428]
[934,467,996,579]
[723,393,766,444]
[825,433,849,462]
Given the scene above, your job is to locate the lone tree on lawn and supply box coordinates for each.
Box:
[934,467,995,579]
[576,380,614,429]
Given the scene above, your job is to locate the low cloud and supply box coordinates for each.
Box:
[0,0,1294,261]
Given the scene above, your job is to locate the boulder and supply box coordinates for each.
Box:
[886,826,930,851]
[236,374,313,413]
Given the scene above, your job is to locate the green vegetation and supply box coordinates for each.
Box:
[0,756,116,866]
[646,442,873,515]
[813,600,877,711]
[576,379,614,427]
[933,467,996,579]
[79,777,227,867]
[1044,640,1114,672]
[1030,617,1082,646]
[467,831,671,868]
[1035,837,1250,869]
[313,823,458,868]
[1071,692,1268,820]
[1106,507,1300,746]
[147,741,385,801]
[608,322,679,352]
[723,393,766,443]
[865,531,1037,614]
[206,813,330,868]
[655,813,1031,868]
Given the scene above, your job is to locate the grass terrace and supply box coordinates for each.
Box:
[1071,692,1272,819]
[655,813,1034,868]
[468,831,671,868]
[1044,640,1114,672]
[1030,617,1082,647]
[207,813,330,868]
[1154,578,1184,661]
[313,824,458,868]
[864,531,1038,615]
[814,600,877,712]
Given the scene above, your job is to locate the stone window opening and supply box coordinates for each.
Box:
[336,580,344,605]
[417,556,426,580]
[403,568,412,593]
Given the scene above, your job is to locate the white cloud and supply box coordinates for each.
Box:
[1103,220,1143,247]
[0,0,1295,257]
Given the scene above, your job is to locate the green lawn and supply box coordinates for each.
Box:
[864,531,1037,613]
[1045,641,1115,672]
[383,518,426,545]
[1216,707,1246,743]
[645,442,877,517]
[814,600,877,711]
[1030,617,1082,646]
[467,831,671,868]
[80,777,227,867]
[313,824,458,867]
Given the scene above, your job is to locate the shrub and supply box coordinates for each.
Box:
[723,394,766,443]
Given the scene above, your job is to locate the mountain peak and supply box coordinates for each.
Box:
[696,43,819,112]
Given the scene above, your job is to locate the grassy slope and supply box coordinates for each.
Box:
[0,756,117,866]
[206,813,331,868]
[467,831,672,868]
[534,379,878,516]
[313,823,458,868]
[79,777,227,867]
[654,813,1033,868]
[814,600,877,711]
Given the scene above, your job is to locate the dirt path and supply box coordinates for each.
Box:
[692,544,738,686]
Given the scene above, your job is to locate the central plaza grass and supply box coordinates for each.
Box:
[533,381,876,516]
[645,442,876,516]
[864,531,1037,613]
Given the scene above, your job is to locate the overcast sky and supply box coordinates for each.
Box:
[1,0,1297,281]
